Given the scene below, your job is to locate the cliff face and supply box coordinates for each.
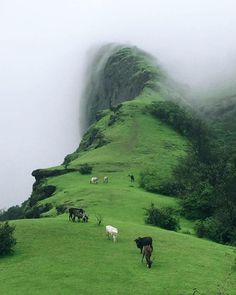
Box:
[80,44,164,132]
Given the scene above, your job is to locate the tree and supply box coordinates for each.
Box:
[0,222,16,256]
[144,203,180,231]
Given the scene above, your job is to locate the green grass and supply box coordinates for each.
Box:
[1,95,236,294]
[1,217,235,295]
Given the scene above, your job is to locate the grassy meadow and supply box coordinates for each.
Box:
[1,95,236,294]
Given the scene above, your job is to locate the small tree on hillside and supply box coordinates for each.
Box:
[0,221,16,256]
[78,163,93,175]
[144,203,180,231]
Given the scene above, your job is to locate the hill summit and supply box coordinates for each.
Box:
[80,44,183,132]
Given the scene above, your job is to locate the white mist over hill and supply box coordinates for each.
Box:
[0,0,236,208]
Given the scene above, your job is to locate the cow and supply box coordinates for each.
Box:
[142,245,153,268]
[90,176,98,184]
[81,213,89,223]
[105,225,118,242]
[128,174,135,182]
[103,176,109,183]
[134,237,153,254]
[69,207,85,222]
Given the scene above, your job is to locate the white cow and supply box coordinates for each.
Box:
[90,176,98,184]
[105,225,118,242]
[103,176,109,183]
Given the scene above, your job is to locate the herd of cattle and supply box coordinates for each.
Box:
[90,175,134,184]
[68,207,154,269]
[90,176,108,184]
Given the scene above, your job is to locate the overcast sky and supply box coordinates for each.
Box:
[1,0,236,209]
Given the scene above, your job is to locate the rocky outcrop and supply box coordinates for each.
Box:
[80,44,164,132]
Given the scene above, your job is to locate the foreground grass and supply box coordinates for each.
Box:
[0,217,235,295]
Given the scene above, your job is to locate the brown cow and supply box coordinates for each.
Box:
[142,245,153,268]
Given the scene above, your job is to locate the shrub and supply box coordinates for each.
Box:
[78,127,110,152]
[144,203,180,231]
[29,185,56,207]
[56,204,67,215]
[25,204,53,219]
[95,214,103,226]
[0,205,24,221]
[63,152,79,168]
[78,163,93,175]
[140,169,182,196]
[108,114,117,126]
[0,222,16,256]
[194,216,236,245]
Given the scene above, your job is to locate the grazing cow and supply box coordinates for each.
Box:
[90,176,98,184]
[128,174,135,182]
[142,245,153,268]
[134,237,153,254]
[103,176,109,183]
[81,213,89,223]
[105,225,118,242]
[69,207,85,222]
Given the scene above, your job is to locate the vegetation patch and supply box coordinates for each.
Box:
[25,203,53,219]
[78,163,93,175]
[32,168,77,182]
[28,183,56,208]
[139,168,182,196]
[144,203,180,231]
[0,221,16,256]
[78,127,110,152]
[55,204,67,215]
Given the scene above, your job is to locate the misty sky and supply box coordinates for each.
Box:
[1,0,236,209]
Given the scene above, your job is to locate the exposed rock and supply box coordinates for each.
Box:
[80,44,163,132]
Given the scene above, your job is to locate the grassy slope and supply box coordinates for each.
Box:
[1,90,236,295]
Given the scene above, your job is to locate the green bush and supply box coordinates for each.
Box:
[63,152,79,168]
[78,127,110,152]
[78,163,93,175]
[0,222,16,256]
[139,169,182,196]
[144,203,180,231]
[25,204,53,219]
[56,204,67,215]
[0,205,24,221]
[29,185,56,207]
[195,216,236,245]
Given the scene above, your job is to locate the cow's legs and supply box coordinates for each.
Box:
[142,252,145,262]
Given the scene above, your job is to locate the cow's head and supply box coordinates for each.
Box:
[134,237,142,248]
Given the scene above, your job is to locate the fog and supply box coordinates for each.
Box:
[1,0,236,209]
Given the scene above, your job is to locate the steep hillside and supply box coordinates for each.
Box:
[4,102,235,294]
[2,45,236,295]
[26,88,190,220]
[2,95,236,294]
[80,44,184,132]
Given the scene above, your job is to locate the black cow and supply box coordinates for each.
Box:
[128,174,135,182]
[81,213,89,223]
[134,237,153,254]
[69,207,85,222]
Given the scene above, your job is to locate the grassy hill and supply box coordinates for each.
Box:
[1,90,236,295]
[1,46,236,294]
